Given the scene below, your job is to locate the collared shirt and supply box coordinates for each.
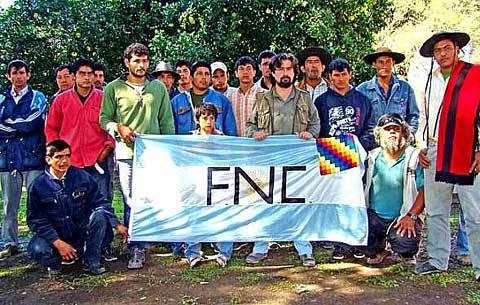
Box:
[46,88,115,168]
[255,77,271,90]
[369,151,424,220]
[414,65,448,144]
[10,86,29,104]
[48,166,67,181]
[230,84,263,137]
[306,80,328,103]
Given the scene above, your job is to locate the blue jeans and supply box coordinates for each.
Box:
[457,209,470,256]
[1,170,42,246]
[185,242,233,261]
[252,241,312,256]
[83,160,114,250]
[117,159,154,253]
[27,210,109,269]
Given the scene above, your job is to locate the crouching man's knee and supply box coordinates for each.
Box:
[387,224,421,257]
[27,235,60,268]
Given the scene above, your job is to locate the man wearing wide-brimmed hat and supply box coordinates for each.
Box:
[412,31,480,281]
[153,61,181,100]
[297,46,332,102]
[357,47,419,142]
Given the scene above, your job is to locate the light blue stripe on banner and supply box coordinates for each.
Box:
[130,203,368,245]
[135,135,319,167]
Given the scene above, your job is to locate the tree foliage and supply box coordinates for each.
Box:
[0,0,392,96]
[377,0,480,77]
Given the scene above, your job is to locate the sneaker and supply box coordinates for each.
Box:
[401,256,417,265]
[366,250,391,265]
[0,245,19,259]
[215,255,228,268]
[82,264,106,275]
[188,256,203,268]
[127,248,145,270]
[332,247,346,260]
[457,255,472,266]
[353,248,365,259]
[233,243,250,251]
[300,254,316,267]
[46,266,60,277]
[321,242,334,250]
[61,257,79,265]
[414,261,443,275]
[102,248,118,262]
[269,242,281,250]
[245,253,267,264]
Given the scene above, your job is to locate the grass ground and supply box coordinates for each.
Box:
[0,190,478,305]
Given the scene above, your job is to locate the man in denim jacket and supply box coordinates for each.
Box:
[171,61,237,136]
[27,140,128,275]
[357,47,419,144]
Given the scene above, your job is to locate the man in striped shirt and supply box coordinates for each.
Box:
[230,56,264,137]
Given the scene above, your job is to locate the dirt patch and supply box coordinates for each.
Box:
[0,243,477,305]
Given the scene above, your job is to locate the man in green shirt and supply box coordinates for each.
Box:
[100,43,175,270]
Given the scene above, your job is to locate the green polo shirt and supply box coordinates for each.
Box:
[369,151,424,220]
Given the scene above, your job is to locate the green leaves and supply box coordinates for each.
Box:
[0,0,392,95]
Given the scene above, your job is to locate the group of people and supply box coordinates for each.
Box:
[0,30,479,282]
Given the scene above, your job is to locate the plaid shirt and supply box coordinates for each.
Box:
[230,84,264,137]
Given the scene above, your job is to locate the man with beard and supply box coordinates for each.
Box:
[363,114,425,265]
[230,56,263,137]
[297,46,332,102]
[412,32,480,281]
[100,43,175,269]
[175,60,193,93]
[357,47,419,140]
[246,53,320,267]
[255,50,276,90]
[171,61,236,136]
[93,63,106,91]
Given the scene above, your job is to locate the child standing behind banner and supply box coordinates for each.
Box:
[184,103,234,267]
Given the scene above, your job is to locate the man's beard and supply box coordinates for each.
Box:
[380,135,406,154]
[307,70,320,80]
[278,76,292,88]
[130,69,146,78]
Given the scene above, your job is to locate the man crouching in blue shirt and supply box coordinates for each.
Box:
[27,140,128,275]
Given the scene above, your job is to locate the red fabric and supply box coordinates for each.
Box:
[45,88,115,168]
[436,61,480,184]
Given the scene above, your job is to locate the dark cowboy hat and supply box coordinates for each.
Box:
[298,46,332,67]
[363,47,405,64]
[419,32,470,57]
[152,61,180,81]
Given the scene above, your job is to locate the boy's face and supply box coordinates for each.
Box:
[198,112,216,134]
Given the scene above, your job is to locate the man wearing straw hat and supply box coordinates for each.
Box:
[413,32,480,281]
[357,47,419,141]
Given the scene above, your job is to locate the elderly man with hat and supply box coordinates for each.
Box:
[412,31,480,281]
[364,113,425,265]
[153,61,181,100]
[297,46,332,103]
[357,47,419,143]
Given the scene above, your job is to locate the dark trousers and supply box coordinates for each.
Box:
[28,210,111,269]
[365,209,420,258]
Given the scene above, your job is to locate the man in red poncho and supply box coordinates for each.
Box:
[413,32,480,281]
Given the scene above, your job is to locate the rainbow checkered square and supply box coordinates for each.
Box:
[316,134,360,175]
